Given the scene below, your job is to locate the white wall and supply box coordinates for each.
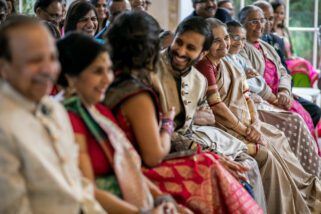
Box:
[148,0,194,31]
[148,0,169,30]
[179,0,193,21]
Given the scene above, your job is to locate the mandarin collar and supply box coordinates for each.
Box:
[1,80,44,113]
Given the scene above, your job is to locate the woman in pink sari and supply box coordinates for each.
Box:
[271,0,318,87]
[239,5,317,141]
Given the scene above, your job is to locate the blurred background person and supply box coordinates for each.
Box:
[91,0,109,32]
[34,0,63,35]
[64,0,99,37]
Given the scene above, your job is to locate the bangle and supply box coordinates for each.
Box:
[139,208,151,214]
[161,118,174,135]
[255,144,259,154]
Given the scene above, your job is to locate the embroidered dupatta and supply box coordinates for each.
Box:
[64,97,153,209]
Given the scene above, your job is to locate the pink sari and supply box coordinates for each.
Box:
[254,42,317,142]
[283,36,318,86]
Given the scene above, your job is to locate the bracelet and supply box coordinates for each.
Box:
[255,144,259,154]
[161,118,174,135]
[139,208,151,214]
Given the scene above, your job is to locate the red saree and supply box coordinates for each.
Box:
[105,74,263,214]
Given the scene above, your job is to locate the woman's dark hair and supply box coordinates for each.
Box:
[106,11,161,72]
[56,32,109,87]
[226,19,243,32]
[175,16,213,51]
[64,0,98,34]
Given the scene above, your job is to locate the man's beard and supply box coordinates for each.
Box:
[168,49,202,75]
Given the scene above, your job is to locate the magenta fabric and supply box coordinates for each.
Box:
[286,58,318,86]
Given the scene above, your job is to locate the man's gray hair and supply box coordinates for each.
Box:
[238,5,263,25]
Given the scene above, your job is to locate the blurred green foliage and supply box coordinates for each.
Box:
[20,0,35,15]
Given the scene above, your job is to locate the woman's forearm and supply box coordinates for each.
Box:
[95,188,139,214]
[246,98,259,123]
[211,102,247,136]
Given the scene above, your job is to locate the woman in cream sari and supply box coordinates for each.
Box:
[224,20,321,178]
[238,6,318,147]
[195,18,321,214]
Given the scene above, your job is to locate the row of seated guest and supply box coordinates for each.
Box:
[194,17,321,213]
[28,1,321,212]
[54,11,321,214]
[224,20,321,178]
[1,7,321,214]
[57,13,263,213]
[250,1,321,175]
[254,0,321,135]
[187,0,321,158]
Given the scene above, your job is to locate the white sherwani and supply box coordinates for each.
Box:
[0,81,104,214]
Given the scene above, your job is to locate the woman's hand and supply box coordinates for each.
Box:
[218,155,249,182]
[194,105,215,126]
[277,91,292,110]
[245,125,264,145]
[245,68,259,79]
[149,202,177,214]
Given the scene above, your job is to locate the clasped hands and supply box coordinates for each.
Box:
[245,121,265,146]
[274,90,292,110]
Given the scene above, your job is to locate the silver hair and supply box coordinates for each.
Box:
[238,5,263,25]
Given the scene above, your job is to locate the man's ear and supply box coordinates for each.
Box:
[199,50,209,60]
[35,7,42,17]
[0,58,9,79]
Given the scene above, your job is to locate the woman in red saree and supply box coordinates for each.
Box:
[104,11,263,214]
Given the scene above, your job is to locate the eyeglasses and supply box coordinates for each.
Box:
[194,0,216,4]
[42,9,63,21]
[229,34,246,42]
[247,18,266,26]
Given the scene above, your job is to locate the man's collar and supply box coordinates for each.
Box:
[0,80,42,113]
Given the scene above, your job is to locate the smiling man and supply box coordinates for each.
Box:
[0,16,103,213]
